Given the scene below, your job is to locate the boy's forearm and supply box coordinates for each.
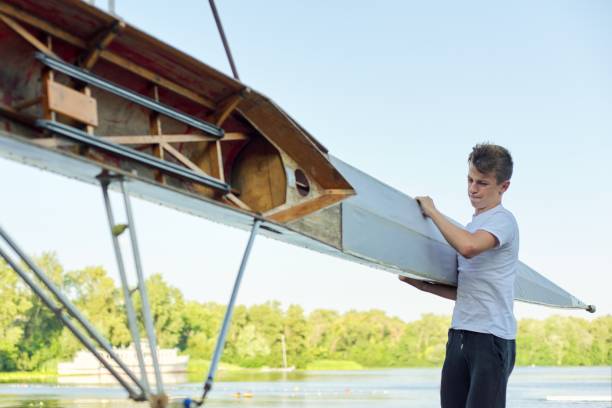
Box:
[420,281,457,301]
[399,276,457,300]
[428,209,472,256]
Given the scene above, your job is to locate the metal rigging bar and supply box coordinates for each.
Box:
[119,179,165,397]
[191,219,261,406]
[0,225,147,401]
[34,52,224,137]
[98,173,168,405]
[99,175,152,398]
[208,0,240,80]
[36,120,231,192]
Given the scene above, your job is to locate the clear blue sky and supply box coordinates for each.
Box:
[0,0,610,322]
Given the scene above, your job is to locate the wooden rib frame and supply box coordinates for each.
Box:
[0,7,250,210]
[0,3,219,109]
[210,91,246,126]
[82,19,126,70]
[264,190,354,223]
[0,1,356,221]
[12,96,41,111]
[149,85,165,182]
[0,13,58,57]
[101,133,247,145]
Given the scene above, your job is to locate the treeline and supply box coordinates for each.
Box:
[0,253,610,371]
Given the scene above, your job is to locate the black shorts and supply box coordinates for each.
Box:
[441,329,516,408]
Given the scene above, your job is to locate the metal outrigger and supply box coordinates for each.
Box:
[0,225,148,402]
[97,177,263,407]
[0,171,170,406]
[0,170,263,407]
[97,173,166,406]
[189,218,261,407]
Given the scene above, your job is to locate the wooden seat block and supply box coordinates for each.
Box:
[46,81,98,126]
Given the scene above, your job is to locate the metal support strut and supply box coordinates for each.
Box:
[0,225,147,401]
[189,219,261,407]
[98,173,166,405]
[208,0,240,80]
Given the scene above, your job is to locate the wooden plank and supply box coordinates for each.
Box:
[210,91,244,126]
[237,93,354,191]
[32,137,72,148]
[223,132,249,141]
[150,85,162,135]
[46,81,98,126]
[103,135,214,144]
[83,86,95,133]
[224,193,252,211]
[0,13,59,58]
[266,192,353,223]
[231,137,287,212]
[12,97,41,111]
[41,70,55,121]
[152,136,165,182]
[0,101,37,127]
[150,113,163,138]
[0,4,85,48]
[149,85,164,183]
[43,36,56,121]
[83,20,126,70]
[207,140,224,181]
[322,189,357,195]
[101,132,247,145]
[0,4,216,110]
[31,137,58,148]
[287,203,342,249]
[125,20,241,89]
[161,142,206,174]
[99,50,216,110]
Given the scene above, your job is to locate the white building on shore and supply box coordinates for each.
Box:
[58,342,189,384]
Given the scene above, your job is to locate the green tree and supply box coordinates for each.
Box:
[396,314,450,366]
[306,309,339,360]
[327,309,405,366]
[17,253,65,370]
[0,259,31,370]
[235,323,271,366]
[588,316,612,365]
[283,305,308,367]
[136,273,185,348]
[64,266,130,348]
[1,250,610,372]
[223,304,248,363]
[180,301,224,359]
[246,302,284,366]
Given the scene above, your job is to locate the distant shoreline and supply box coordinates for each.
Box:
[2,256,610,373]
[2,363,611,383]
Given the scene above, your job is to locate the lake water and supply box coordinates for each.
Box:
[0,366,610,407]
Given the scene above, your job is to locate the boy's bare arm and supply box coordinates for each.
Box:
[399,275,457,301]
[414,196,497,259]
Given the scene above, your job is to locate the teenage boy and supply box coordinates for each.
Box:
[400,143,518,408]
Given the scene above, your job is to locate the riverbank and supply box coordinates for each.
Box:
[0,371,57,383]
[1,367,610,408]
[3,361,610,384]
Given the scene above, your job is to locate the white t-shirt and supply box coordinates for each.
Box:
[451,204,519,340]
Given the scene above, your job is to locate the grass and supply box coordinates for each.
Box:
[305,359,364,370]
[0,371,57,383]
[190,359,367,372]
[190,358,365,372]
[0,358,365,384]
[187,358,247,373]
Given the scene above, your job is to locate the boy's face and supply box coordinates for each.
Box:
[467,164,510,212]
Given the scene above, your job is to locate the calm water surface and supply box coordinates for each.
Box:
[0,366,610,407]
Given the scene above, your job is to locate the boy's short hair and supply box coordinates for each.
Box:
[468,143,513,184]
